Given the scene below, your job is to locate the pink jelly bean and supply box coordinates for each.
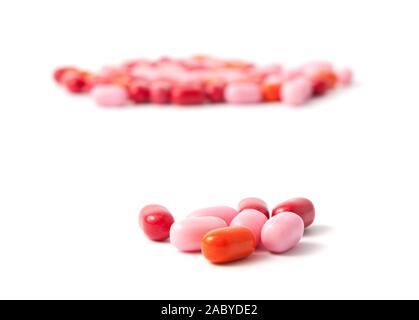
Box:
[283,69,305,81]
[301,61,333,76]
[224,82,262,104]
[264,73,286,85]
[218,69,249,83]
[261,212,304,253]
[131,65,161,81]
[259,64,284,76]
[281,77,312,106]
[99,65,124,79]
[337,68,353,86]
[170,217,227,252]
[201,58,225,69]
[90,84,128,107]
[230,209,268,245]
[238,197,270,218]
[188,206,238,224]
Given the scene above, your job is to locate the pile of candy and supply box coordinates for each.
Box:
[139,197,315,264]
[54,56,352,107]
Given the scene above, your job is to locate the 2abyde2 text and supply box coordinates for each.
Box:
[161,304,258,317]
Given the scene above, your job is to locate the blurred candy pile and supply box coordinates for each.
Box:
[53,55,353,107]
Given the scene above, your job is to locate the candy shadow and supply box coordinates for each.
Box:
[154,238,170,244]
[168,102,285,109]
[277,241,325,257]
[304,83,360,107]
[177,250,202,255]
[303,224,333,238]
[146,102,226,109]
[129,102,278,109]
[232,103,278,109]
[213,252,271,267]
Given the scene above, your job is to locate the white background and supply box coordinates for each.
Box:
[0,0,418,299]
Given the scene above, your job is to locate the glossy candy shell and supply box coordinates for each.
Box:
[201,226,256,264]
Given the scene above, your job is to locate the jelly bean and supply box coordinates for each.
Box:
[337,68,353,86]
[262,81,282,102]
[264,73,285,84]
[311,76,329,96]
[258,64,284,77]
[324,71,338,89]
[281,77,312,106]
[90,84,128,107]
[238,197,269,218]
[217,69,249,83]
[261,211,304,253]
[180,58,207,71]
[90,75,111,87]
[188,206,238,224]
[100,65,125,79]
[128,79,150,103]
[201,226,256,264]
[62,70,88,93]
[111,74,134,88]
[175,70,206,84]
[272,197,315,228]
[150,80,172,104]
[139,204,174,241]
[224,82,262,104]
[81,72,100,93]
[121,60,142,72]
[205,82,225,103]
[311,70,338,94]
[230,209,268,245]
[170,217,227,252]
[201,57,225,69]
[223,60,254,70]
[53,66,77,84]
[283,69,305,81]
[301,62,334,77]
[131,65,161,82]
[171,83,205,105]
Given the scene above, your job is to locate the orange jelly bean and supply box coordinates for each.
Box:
[315,70,338,89]
[201,226,256,264]
[262,82,282,102]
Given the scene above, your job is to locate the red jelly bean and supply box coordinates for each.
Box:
[238,197,269,218]
[139,204,174,241]
[311,78,329,96]
[150,80,172,104]
[311,70,338,96]
[205,82,225,103]
[272,197,315,228]
[82,71,99,90]
[53,67,77,84]
[171,83,205,105]
[128,79,150,103]
[62,70,88,93]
